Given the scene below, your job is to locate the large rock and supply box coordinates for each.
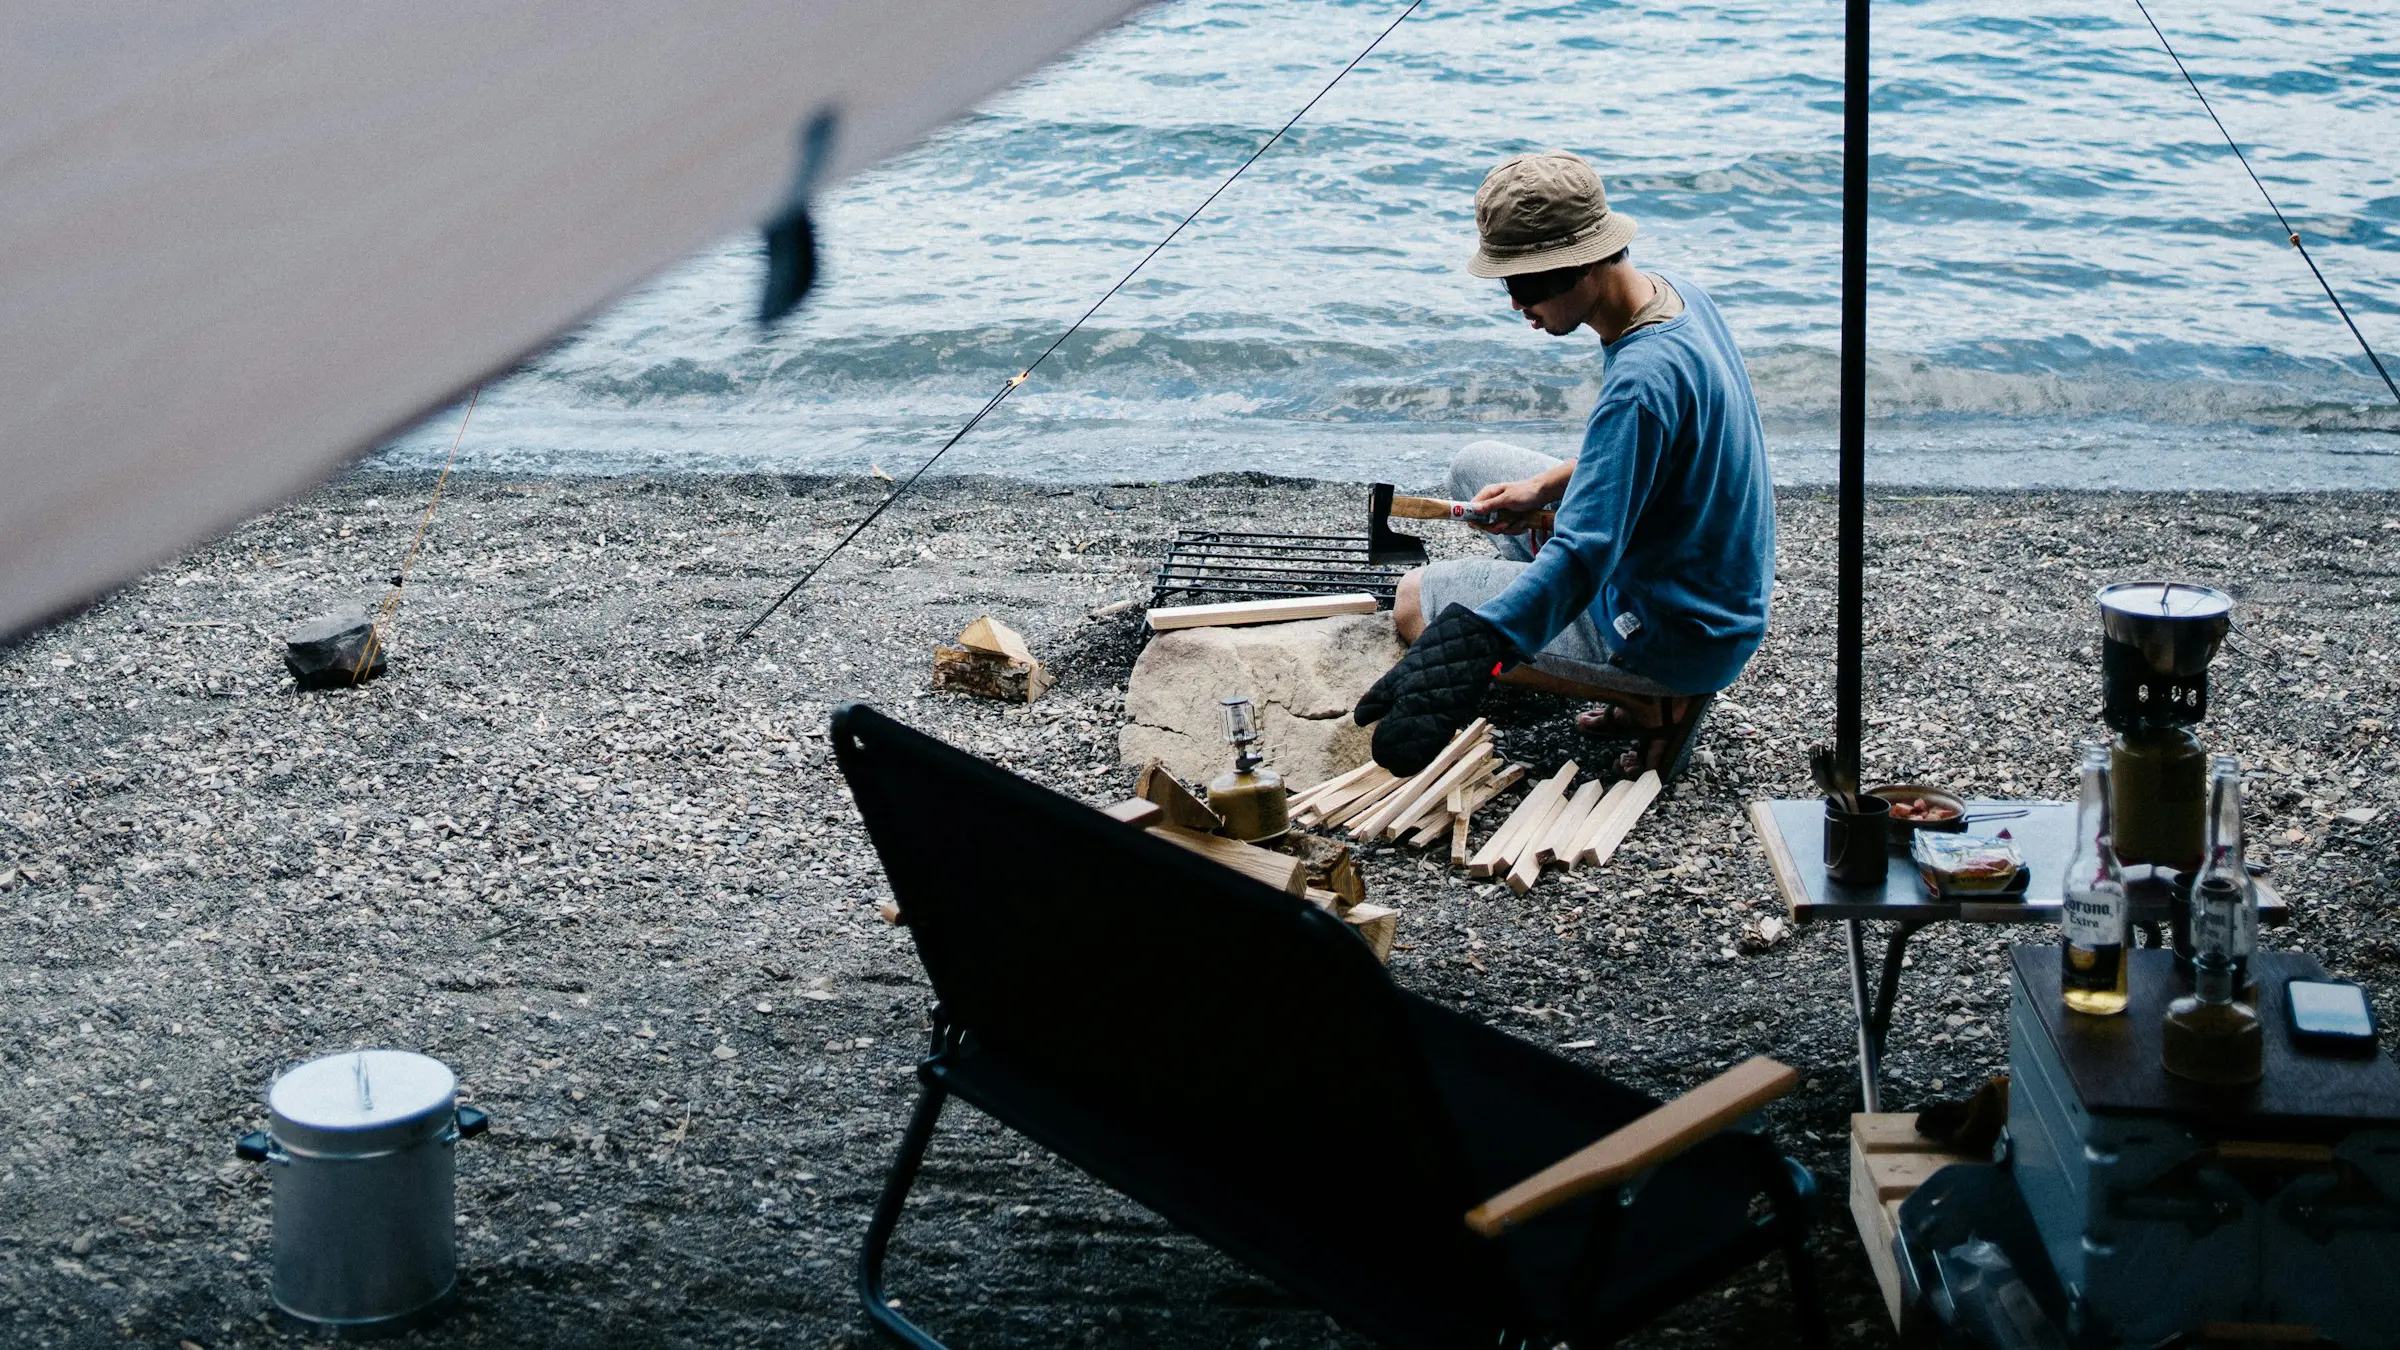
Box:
[284,606,387,689]
[1120,613,1403,790]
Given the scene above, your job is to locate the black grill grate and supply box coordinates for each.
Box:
[1150,530,1408,609]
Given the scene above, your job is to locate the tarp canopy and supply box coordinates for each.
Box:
[0,0,1145,639]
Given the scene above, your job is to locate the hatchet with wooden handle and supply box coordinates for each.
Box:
[1381,489,1556,533]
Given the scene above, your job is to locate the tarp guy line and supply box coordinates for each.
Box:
[734,0,1427,642]
[2130,0,2400,408]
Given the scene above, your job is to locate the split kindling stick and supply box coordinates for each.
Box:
[1468,760,1576,879]
[1380,740,1496,839]
[1290,759,1378,811]
[1506,790,1575,894]
[1563,779,1636,861]
[1536,781,1607,867]
[1573,770,1662,869]
[1353,719,1488,839]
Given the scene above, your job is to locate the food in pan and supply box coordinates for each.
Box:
[1912,832,2024,896]
[1888,797,1959,823]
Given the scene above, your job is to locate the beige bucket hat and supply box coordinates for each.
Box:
[1466,151,1638,278]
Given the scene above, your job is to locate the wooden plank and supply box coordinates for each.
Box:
[1100,798,1163,828]
[1849,1130,1908,1332]
[1562,779,1635,864]
[1322,771,1407,829]
[1135,760,1224,832]
[1305,766,1395,822]
[1848,1113,1979,1334]
[1853,1112,1932,1153]
[1457,763,1526,815]
[1466,1057,1799,1235]
[1536,781,1606,866]
[1152,825,1306,895]
[1403,808,1451,849]
[1469,760,1576,879]
[1505,793,1574,894]
[1381,743,1496,840]
[1571,770,1660,869]
[1145,593,1379,632]
[1749,799,1812,922]
[1348,720,1478,839]
[1450,802,1472,868]
[957,615,1034,664]
[1288,759,1377,810]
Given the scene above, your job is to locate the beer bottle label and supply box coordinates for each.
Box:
[2062,889,2118,946]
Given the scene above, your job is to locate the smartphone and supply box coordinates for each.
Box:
[2286,979,2379,1056]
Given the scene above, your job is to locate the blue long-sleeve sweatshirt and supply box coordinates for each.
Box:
[1474,268,1775,695]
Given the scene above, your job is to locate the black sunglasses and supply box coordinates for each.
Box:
[1503,265,1588,307]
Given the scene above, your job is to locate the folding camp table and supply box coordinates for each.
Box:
[1747,798,2287,1111]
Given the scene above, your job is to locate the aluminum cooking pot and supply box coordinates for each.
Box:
[2097,581,2232,678]
[236,1049,488,1335]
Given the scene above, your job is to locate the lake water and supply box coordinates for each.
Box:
[371,0,2400,490]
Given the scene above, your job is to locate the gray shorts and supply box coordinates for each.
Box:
[1416,440,1682,699]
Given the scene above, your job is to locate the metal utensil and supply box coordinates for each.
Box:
[1809,745,1855,812]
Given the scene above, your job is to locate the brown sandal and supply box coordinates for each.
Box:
[1611,693,1715,788]
[1572,699,1661,738]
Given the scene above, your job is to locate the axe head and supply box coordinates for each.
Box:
[1366,483,1429,565]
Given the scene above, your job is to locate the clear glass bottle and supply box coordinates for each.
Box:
[2162,899,2264,1085]
[2181,754,2257,988]
[2060,744,2130,1016]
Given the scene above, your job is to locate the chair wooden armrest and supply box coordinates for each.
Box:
[1464,1056,1800,1237]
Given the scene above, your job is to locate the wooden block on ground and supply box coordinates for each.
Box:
[1571,770,1661,869]
[1145,593,1378,631]
[1153,824,1307,895]
[1101,798,1164,828]
[957,614,1035,664]
[1306,765,1393,819]
[1289,759,1377,810]
[1469,760,1577,878]
[1323,771,1407,829]
[1563,779,1636,861]
[1450,795,1472,868]
[1380,739,1495,839]
[1505,792,1572,894]
[1537,781,1606,866]
[1404,807,1452,849]
[1849,1113,1978,1334]
[1343,903,1398,962]
[1355,719,1488,839]
[931,645,1055,703]
[1136,759,1224,831]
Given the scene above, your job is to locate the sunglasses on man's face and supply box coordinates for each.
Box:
[1503,266,1587,308]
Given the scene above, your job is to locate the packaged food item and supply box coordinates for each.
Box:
[1913,832,2024,896]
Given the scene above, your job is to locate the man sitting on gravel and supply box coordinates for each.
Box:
[1354,150,1775,780]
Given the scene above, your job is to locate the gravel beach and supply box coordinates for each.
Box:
[3,471,2395,1350]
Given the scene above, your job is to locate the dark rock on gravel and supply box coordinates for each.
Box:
[282,607,386,689]
[2,471,2395,1350]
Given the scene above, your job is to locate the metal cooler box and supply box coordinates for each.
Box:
[2007,946,2400,1347]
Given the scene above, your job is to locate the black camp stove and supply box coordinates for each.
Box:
[1147,483,1426,610]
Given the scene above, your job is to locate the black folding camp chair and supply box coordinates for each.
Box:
[832,703,1827,1350]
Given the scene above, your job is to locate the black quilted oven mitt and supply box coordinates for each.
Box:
[1353,604,1519,775]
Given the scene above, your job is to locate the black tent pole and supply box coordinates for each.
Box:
[1837,0,1877,1115]
[1836,0,1868,791]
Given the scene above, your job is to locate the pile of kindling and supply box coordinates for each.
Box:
[1292,720,1660,895]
